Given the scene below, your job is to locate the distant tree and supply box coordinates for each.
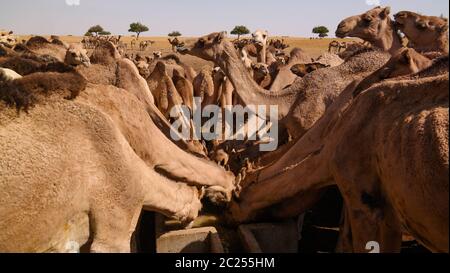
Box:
[98,31,111,36]
[87,25,106,36]
[231,25,250,40]
[312,26,330,38]
[128,22,149,40]
[84,31,93,37]
[168,31,182,37]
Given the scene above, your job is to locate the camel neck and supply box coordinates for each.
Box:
[373,20,403,55]
[217,42,295,119]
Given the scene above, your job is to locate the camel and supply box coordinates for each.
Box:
[328,40,347,53]
[178,32,390,140]
[193,67,216,108]
[336,6,403,56]
[10,36,91,68]
[0,77,204,252]
[252,30,269,64]
[394,11,449,54]
[269,48,313,91]
[290,62,329,77]
[78,41,205,157]
[251,63,272,89]
[146,61,184,119]
[353,47,433,96]
[168,37,184,52]
[314,52,345,67]
[0,30,17,48]
[172,69,194,111]
[227,57,449,253]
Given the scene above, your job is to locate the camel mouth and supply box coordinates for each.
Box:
[335,30,348,38]
[176,46,189,54]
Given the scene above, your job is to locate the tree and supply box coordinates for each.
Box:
[98,31,111,36]
[168,31,182,37]
[231,25,250,40]
[312,26,330,38]
[129,22,149,40]
[87,25,106,36]
[84,31,93,37]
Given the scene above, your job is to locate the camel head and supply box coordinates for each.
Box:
[153,51,162,59]
[64,44,91,67]
[251,63,270,77]
[336,6,393,42]
[252,30,269,47]
[177,32,228,62]
[354,48,432,96]
[395,11,449,50]
[290,62,329,77]
[134,59,150,78]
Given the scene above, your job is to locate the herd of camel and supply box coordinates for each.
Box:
[0,6,448,253]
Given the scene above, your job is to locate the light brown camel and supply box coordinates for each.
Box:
[336,6,403,56]
[168,37,184,52]
[394,11,449,54]
[0,68,234,252]
[269,47,313,91]
[328,40,346,53]
[227,60,449,253]
[147,61,183,119]
[78,41,205,157]
[178,32,390,139]
[193,66,216,108]
[172,69,194,111]
[290,62,329,77]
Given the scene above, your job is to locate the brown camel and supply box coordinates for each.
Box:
[228,59,449,253]
[394,11,449,54]
[168,37,184,52]
[353,47,433,96]
[290,62,329,77]
[178,32,390,139]
[328,40,347,53]
[269,48,313,91]
[78,41,205,157]
[172,69,194,111]
[251,63,272,89]
[336,6,403,55]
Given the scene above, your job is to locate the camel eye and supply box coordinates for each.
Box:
[196,39,205,48]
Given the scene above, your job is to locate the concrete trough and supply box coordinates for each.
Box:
[157,226,225,253]
[238,221,298,253]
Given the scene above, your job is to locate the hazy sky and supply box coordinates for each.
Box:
[1,0,448,37]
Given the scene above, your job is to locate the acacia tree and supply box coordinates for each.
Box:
[168,31,182,37]
[129,22,149,40]
[87,25,108,36]
[312,26,330,38]
[231,25,250,40]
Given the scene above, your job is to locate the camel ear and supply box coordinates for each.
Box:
[380,7,391,19]
[215,32,227,43]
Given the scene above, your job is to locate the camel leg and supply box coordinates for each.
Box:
[89,205,139,253]
[336,206,353,253]
[141,169,202,224]
[334,172,403,253]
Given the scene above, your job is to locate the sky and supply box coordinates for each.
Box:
[1,0,448,37]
